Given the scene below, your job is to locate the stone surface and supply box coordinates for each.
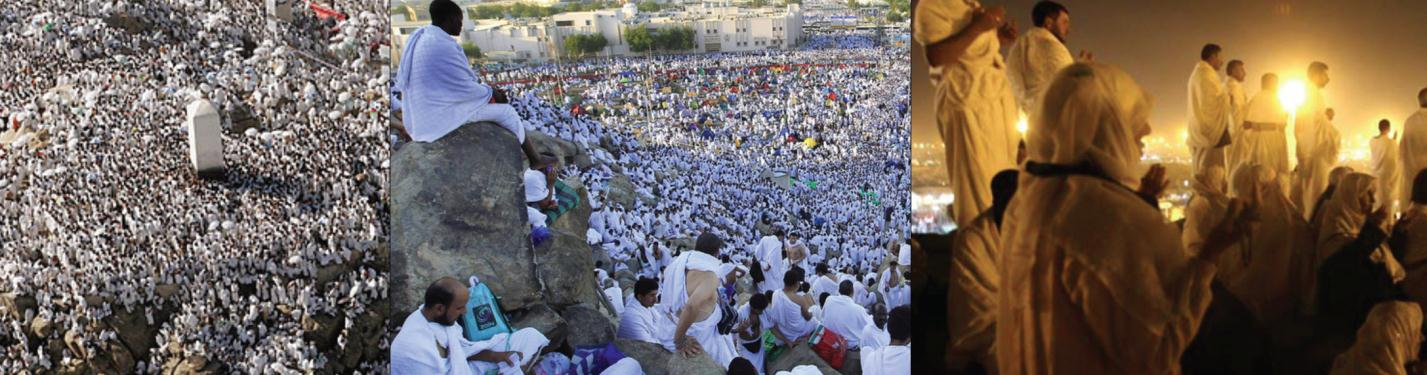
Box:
[537,230,598,308]
[614,339,673,375]
[767,344,840,374]
[560,304,615,349]
[606,174,637,209]
[391,122,542,317]
[509,303,568,348]
[527,131,585,169]
[666,349,728,375]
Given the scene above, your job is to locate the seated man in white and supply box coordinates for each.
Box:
[392,0,539,163]
[734,293,773,374]
[391,277,549,375]
[860,303,891,350]
[810,263,841,301]
[618,277,674,347]
[822,280,873,350]
[861,305,910,375]
[769,268,818,348]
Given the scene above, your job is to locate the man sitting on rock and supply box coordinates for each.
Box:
[391,277,549,375]
[860,302,891,350]
[860,305,909,375]
[524,152,581,225]
[392,0,539,163]
[618,277,675,347]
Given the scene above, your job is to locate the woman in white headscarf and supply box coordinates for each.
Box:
[1314,173,1405,281]
[1182,166,1232,262]
[1330,301,1424,375]
[1314,172,1408,344]
[1228,165,1314,330]
[997,63,1254,374]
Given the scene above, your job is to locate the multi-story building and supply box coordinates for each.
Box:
[390,2,804,63]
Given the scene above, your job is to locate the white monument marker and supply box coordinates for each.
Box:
[187,99,225,178]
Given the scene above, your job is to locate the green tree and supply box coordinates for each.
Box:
[783,0,801,5]
[583,34,609,55]
[657,26,695,51]
[846,0,860,9]
[564,34,608,58]
[637,0,662,12]
[749,0,769,7]
[625,25,655,52]
[886,12,904,22]
[461,42,482,62]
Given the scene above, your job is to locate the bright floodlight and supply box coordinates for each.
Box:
[1279,79,1307,113]
[1015,111,1028,136]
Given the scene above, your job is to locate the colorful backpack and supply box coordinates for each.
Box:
[808,325,848,369]
[568,343,628,375]
[459,276,514,343]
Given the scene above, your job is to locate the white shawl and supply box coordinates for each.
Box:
[393,25,501,143]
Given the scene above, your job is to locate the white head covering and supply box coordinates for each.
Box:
[1007,63,1195,334]
[1027,62,1153,189]
[1331,301,1424,375]
[1317,172,1376,246]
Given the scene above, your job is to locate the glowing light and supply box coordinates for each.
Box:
[1016,111,1028,137]
[1180,129,1189,142]
[1279,79,1307,113]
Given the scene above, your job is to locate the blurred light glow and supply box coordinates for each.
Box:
[1016,111,1028,137]
[1279,79,1307,113]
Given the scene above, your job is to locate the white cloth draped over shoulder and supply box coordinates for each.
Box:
[1398,109,1427,208]
[1233,88,1291,177]
[1188,61,1230,174]
[1000,63,1217,374]
[820,294,871,348]
[1330,301,1423,375]
[1295,85,1341,218]
[1006,27,1073,121]
[860,345,911,375]
[657,251,737,368]
[915,0,1019,225]
[394,25,523,143]
[947,212,999,371]
[1370,134,1401,217]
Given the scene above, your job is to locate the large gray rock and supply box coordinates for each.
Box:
[391,122,542,316]
[667,350,727,375]
[509,303,568,348]
[614,339,668,373]
[527,131,585,168]
[537,230,597,307]
[606,174,637,208]
[560,304,614,348]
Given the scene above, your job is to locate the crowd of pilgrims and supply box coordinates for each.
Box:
[933,1,1427,374]
[406,31,914,373]
[0,0,390,373]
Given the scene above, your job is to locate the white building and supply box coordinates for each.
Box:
[391,2,803,63]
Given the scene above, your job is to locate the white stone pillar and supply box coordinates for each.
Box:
[187,100,225,178]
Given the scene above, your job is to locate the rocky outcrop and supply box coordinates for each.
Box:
[605,174,637,209]
[613,338,724,375]
[391,122,543,314]
[560,304,614,348]
[509,303,568,348]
